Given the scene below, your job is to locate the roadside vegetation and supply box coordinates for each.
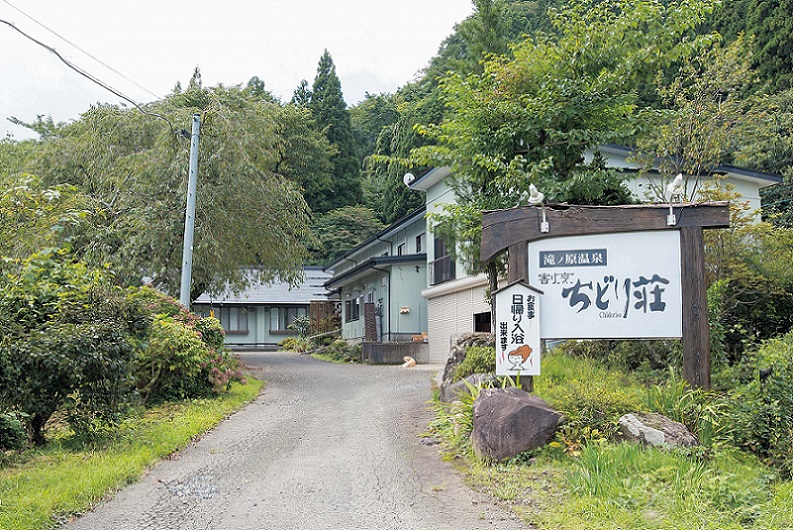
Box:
[278,316,362,363]
[0,249,258,529]
[431,341,793,529]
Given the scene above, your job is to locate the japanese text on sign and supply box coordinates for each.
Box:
[495,282,541,376]
[528,231,682,339]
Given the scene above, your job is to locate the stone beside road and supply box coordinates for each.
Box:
[472,387,564,462]
[618,412,699,448]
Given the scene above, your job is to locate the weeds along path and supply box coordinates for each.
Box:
[65,352,528,530]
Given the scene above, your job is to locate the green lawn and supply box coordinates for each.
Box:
[0,379,262,530]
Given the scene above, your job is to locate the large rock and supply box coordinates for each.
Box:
[440,373,499,403]
[618,412,699,448]
[472,387,564,462]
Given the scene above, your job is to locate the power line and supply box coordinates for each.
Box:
[1,18,176,134]
[1,0,162,100]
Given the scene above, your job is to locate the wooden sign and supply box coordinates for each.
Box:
[480,202,730,390]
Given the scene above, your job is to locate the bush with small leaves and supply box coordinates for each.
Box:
[0,249,148,445]
[453,345,496,382]
[135,316,214,404]
[726,331,793,474]
[195,316,226,351]
[0,412,27,451]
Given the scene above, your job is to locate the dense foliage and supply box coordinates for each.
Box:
[308,205,386,264]
[2,74,318,298]
[0,250,244,447]
[0,249,148,445]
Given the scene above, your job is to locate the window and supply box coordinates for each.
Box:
[397,242,405,256]
[218,306,248,334]
[344,297,361,322]
[416,233,425,253]
[474,311,492,333]
[270,306,308,332]
[430,236,456,285]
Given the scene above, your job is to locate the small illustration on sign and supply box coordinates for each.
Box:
[507,344,533,371]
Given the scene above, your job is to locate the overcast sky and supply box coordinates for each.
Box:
[0,0,474,140]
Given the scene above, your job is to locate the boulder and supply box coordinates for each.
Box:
[471,387,564,462]
[618,412,699,448]
[440,373,499,403]
[441,332,495,387]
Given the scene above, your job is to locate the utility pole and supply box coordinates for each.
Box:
[180,114,201,308]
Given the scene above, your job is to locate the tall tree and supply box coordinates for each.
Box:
[308,50,362,210]
[358,0,549,224]
[407,0,719,273]
[636,35,769,200]
[12,80,318,299]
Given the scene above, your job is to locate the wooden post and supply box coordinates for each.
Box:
[507,243,533,393]
[680,227,711,389]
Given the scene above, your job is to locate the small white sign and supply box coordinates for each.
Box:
[494,281,542,376]
[528,231,682,339]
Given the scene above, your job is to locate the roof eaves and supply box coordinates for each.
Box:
[324,253,427,289]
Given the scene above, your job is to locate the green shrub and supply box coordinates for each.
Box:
[129,285,185,318]
[312,339,361,363]
[288,315,311,338]
[709,273,793,366]
[726,331,793,474]
[136,316,213,403]
[453,345,496,381]
[0,412,27,451]
[554,339,680,380]
[642,369,732,448]
[195,316,226,351]
[0,249,148,445]
[536,352,643,452]
[136,313,245,404]
[278,336,310,352]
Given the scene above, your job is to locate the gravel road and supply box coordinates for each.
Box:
[64,352,529,530]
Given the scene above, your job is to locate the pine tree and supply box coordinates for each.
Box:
[308,50,362,209]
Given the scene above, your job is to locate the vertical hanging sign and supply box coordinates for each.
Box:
[494,281,543,376]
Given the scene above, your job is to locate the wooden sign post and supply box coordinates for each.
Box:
[481,202,730,390]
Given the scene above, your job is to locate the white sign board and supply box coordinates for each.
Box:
[495,282,542,376]
[528,231,682,339]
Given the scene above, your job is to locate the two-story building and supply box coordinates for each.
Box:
[323,206,428,349]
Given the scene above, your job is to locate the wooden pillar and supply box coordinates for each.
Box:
[507,243,533,393]
[680,227,711,390]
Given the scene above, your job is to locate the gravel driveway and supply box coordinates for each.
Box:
[65,352,528,530]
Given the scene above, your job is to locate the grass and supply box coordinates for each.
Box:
[0,379,263,530]
[428,350,793,529]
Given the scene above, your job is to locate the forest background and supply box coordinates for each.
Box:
[1,0,793,298]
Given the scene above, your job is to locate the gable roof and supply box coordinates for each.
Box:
[408,145,783,191]
[598,144,782,188]
[193,267,333,306]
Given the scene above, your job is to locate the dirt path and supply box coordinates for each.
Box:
[65,352,528,530]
